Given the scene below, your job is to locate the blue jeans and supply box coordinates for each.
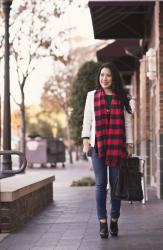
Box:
[91,148,121,220]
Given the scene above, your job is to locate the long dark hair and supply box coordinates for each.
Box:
[96,62,132,114]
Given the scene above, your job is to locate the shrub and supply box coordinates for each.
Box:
[71,177,95,187]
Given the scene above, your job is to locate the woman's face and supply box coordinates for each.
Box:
[99,67,112,89]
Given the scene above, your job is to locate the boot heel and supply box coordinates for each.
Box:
[100,221,109,239]
[110,220,118,237]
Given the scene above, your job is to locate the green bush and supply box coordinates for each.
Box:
[70,61,101,146]
[71,177,95,187]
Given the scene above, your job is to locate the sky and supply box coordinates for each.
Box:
[0,1,99,110]
[0,0,111,111]
[23,4,95,105]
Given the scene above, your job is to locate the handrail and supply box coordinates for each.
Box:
[0,150,27,175]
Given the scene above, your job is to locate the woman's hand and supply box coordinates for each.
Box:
[83,139,91,155]
[127,143,134,157]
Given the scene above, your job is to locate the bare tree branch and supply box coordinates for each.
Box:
[11,93,21,107]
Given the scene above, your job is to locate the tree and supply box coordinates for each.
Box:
[41,56,75,163]
[69,61,101,158]
[27,120,53,138]
[0,0,78,153]
[26,104,67,139]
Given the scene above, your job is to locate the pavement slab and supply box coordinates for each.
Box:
[0,159,163,250]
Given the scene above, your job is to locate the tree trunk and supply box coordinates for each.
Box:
[20,89,26,154]
[75,145,82,161]
[75,145,79,161]
[65,116,73,164]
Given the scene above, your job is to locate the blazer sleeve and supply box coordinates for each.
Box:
[124,99,135,143]
[81,92,93,139]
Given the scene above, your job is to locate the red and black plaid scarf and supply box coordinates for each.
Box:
[94,89,127,167]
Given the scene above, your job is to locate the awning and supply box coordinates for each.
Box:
[88,0,155,39]
[97,39,140,71]
[97,39,141,84]
[97,39,141,61]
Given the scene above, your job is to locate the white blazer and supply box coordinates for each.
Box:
[81,90,134,147]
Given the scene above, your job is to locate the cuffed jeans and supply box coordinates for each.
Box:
[91,148,121,220]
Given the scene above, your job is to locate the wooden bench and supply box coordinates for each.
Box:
[0,173,55,233]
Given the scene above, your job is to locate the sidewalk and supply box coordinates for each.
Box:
[0,159,163,250]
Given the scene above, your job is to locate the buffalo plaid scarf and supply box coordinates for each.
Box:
[94,89,127,167]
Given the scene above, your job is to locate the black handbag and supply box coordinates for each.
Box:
[113,157,144,201]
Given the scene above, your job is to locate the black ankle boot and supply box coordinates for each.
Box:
[110,220,118,237]
[99,221,109,239]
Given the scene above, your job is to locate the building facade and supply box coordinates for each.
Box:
[88,0,163,198]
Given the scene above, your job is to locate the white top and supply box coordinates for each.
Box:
[81,90,134,146]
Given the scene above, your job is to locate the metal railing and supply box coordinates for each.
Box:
[0,150,27,179]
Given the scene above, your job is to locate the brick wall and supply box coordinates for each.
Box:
[159,2,163,198]
[139,57,151,185]
[0,183,53,233]
[131,1,163,196]
[131,70,141,157]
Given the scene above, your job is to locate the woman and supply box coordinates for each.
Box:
[81,62,134,239]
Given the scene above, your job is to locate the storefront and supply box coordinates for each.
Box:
[88,0,163,198]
